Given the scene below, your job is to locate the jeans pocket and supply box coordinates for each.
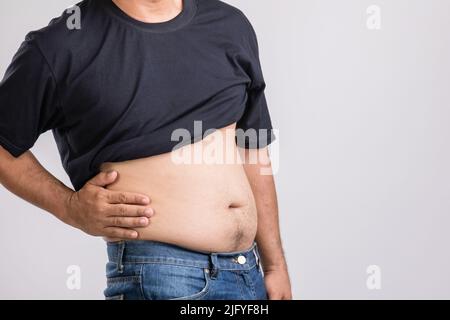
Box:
[248,266,268,300]
[141,264,210,300]
[104,264,145,300]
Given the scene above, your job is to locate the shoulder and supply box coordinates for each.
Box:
[197,0,246,16]
[24,0,95,56]
[195,0,256,36]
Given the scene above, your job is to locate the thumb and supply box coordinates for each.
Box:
[88,170,118,187]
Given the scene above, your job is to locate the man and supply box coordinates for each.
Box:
[0,0,291,300]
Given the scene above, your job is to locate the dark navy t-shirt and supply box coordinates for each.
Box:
[0,0,275,191]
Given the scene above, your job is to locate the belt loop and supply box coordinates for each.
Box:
[254,244,263,274]
[117,241,125,274]
[253,248,260,267]
[209,253,219,279]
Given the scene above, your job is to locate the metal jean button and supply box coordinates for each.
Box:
[237,255,247,265]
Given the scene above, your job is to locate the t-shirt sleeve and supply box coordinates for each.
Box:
[236,17,276,149]
[0,37,64,157]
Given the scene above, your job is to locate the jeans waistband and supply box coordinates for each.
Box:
[106,240,261,273]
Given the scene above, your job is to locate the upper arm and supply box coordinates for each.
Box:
[235,12,276,150]
[0,37,64,158]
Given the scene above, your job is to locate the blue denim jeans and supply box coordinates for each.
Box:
[104,240,268,300]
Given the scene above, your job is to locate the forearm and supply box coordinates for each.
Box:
[0,147,73,224]
[254,175,286,270]
[0,145,155,239]
[241,148,286,271]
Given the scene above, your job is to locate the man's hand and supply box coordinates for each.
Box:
[63,170,154,239]
[264,264,292,300]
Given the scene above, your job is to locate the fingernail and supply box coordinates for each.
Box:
[141,197,150,204]
[107,171,117,178]
[131,231,138,238]
[140,218,148,225]
[144,208,153,216]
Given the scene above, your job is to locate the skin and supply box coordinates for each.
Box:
[0,146,153,239]
[240,148,292,300]
[0,0,292,300]
[112,0,184,23]
[100,124,259,253]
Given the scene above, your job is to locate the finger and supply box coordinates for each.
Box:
[104,227,139,239]
[107,216,150,228]
[106,204,154,217]
[268,293,281,300]
[107,191,150,205]
[88,170,118,187]
[271,296,282,301]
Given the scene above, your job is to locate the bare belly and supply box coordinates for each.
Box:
[100,124,257,253]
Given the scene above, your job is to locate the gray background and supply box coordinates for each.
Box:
[1,0,449,299]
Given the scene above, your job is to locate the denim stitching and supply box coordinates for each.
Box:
[244,270,257,299]
[107,275,141,284]
[170,268,211,300]
[114,259,257,271]
[233,271,246,300]
[139,264,146,300]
